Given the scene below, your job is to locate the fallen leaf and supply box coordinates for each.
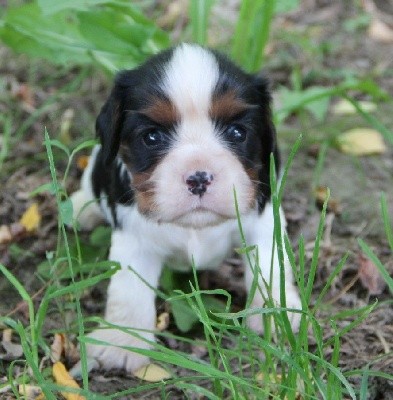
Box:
[133,363,172,382]
[52,361,85,400]
[11,82,36,112]
[369,18,393,42]
[314,186,342,215]
[18,384,42,399]
[337,128,387,155]
[59,109,75,145]
[358,253,386,295]
[50,333,65,362]
[0,225,12,244]
[157,0,187,28]
[10,222,27,239]
[332,99,376,115]
[156,312,170,331]
[0,329,23,361]
[20,203,41,232]
[76,155,90,171]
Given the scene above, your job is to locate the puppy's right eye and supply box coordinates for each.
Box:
[143,130,164,146]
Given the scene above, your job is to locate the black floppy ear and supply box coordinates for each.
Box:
[96,92,121,165]
[253,75,280,211]
[96,70,134,165]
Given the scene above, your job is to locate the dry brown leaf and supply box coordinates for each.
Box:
[52,361,85,400]
[0,225,12,244]
[338,128,387,155]
[157,0,187,28]
[332,99,376,115]
[18,384,42,399]
[369,18,393,42]
[50,333,65,363]
[59,109,75,145]
[133,363,172,382]
[0,329,23,361]
[20,203,41,232]
[76,155,90,171]
[314,186,342,215]
[358,253,386,295]
[156,312,170,331]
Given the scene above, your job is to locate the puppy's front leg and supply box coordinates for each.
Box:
[243,204,301,334]
[86,230,162,372]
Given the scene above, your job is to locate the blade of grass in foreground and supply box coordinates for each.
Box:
[232,0,276,72]
[189,0,214,45]
[0,264,38,367]
[381,193,393,251]
[43,128,89,389]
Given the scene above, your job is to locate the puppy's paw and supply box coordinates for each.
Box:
[86,328,153,373]
[70,190,104,231]
[246,288,302,334]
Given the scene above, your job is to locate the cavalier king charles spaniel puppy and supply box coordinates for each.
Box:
[71,43,301,372]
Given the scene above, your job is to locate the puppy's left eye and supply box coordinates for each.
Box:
[143,130,164,146]
[224,124,247,143]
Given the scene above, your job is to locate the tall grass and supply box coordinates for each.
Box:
[3,133,392,398]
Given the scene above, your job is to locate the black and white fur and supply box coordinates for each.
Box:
[71,44,301,372]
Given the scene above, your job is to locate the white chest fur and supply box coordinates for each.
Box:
[116,204,241,271]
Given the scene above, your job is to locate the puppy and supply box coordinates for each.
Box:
[71,43,301,372]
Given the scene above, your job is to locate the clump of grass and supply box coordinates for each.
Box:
[3,133,392,399]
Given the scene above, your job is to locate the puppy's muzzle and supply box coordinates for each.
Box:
[185,171,213,197]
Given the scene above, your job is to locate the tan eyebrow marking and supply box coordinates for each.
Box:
[140,97,179,125]
[210,91,253,120]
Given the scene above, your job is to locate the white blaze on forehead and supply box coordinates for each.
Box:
[162,44,219,118]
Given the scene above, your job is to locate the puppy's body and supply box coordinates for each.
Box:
[72,44,301,372]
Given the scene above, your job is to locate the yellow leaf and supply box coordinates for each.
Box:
[76,155,90,171]
[332,99,376,115]
[52,361,85,400]
[50,333,65,362]
[0,225,12,244]
[133,363,172,382]
[156,312,170,331]
[338,128,387,155]
[18,384,42,399]
[20,203,41,232]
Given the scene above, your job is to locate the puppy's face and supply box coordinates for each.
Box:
[97,44,278,228]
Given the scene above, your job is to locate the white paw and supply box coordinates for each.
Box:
[246,288,302,334]
[70,190,104,231]
[86,328,153,372]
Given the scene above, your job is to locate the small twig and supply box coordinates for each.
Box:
[326,273,359,305]
[374,329,391,354]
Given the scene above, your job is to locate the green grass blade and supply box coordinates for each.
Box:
[381,193,393,251]
[0,264,38,367]
[306,189,329,301]
[232,0,276,72]
[189,0,214,45]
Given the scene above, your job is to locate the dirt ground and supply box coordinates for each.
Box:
[1,1,393,399]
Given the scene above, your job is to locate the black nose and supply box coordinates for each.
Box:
[185,171,213,197]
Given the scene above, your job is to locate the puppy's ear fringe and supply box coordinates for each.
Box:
[96,71,131,165]
[252,74,280,212]
[253,74,280,172]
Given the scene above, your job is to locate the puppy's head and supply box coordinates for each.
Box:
[97,44,278,228]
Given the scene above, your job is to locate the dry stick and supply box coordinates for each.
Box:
[6,281,51,318]
[326,274,360,305]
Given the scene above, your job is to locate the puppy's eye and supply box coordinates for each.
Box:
[143,130,164,146]
[224,124,247,143]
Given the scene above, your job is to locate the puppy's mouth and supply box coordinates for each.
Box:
[160,206,232,228]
